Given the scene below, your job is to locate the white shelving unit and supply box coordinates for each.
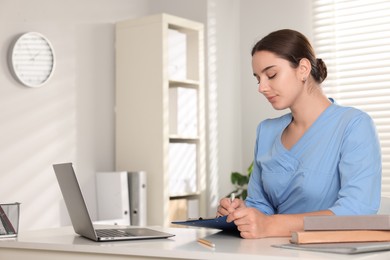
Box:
[115,13,206,226]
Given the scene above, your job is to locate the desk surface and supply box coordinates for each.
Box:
[0,226,390,260]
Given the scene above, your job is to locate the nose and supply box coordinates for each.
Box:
[258,81,268,93]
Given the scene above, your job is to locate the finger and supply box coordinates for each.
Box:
[227,208,251,224]
[240,231,257,239]
[217,205,229,216]
[227,211,240,223]
[222,200,236,213]
[220,197,232,208]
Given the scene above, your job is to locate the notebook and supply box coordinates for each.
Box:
[53,163,175,242]
[273,242,390,254]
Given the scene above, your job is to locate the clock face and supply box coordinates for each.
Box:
[11,32,55,88]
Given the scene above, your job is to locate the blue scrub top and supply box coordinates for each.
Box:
[246,102,382,215]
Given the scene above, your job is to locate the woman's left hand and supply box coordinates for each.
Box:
[227,207,274,239]
[227,207,335,238]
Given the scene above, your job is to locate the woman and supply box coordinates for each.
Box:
[217,29,382,239]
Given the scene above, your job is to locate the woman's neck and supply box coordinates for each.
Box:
[289,88,331,128]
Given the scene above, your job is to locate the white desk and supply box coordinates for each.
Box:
[0,226,389,260]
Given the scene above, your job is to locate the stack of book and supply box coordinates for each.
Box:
[290,215,390,244]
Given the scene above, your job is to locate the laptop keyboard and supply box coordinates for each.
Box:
[96,229,133,238]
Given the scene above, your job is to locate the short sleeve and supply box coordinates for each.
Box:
[245,123,276,215]
[329,112,382,215]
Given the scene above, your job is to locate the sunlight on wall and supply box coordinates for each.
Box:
[206,0,220,215]
[0,81,76,230]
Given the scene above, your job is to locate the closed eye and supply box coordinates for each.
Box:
[268,73,276,80]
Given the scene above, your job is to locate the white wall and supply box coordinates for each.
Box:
[240,0,313,168]
[205,0,241,213]
[0,0,149,230]
[0,0,312,230]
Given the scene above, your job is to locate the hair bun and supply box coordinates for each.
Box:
[315,58,327,83]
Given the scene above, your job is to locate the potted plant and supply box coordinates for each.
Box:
[227,161,253,200]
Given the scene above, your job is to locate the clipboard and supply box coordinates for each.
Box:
[171,215,238,232]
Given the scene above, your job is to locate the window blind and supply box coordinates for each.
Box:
[312,0,390,197]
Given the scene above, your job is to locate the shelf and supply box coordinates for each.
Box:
[169,136,199,143]
[116,13,205,227]
[170,193,201,200]
[169,79,200,88]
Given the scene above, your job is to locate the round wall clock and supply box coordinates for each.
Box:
[10,32,55,88]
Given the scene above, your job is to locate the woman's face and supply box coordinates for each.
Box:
[252,50,304,110]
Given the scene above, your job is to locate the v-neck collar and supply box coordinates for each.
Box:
[277,103,336,154]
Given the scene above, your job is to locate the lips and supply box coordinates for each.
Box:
[266,95,276,103]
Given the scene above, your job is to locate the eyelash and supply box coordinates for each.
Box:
[268,74,276,80]
[256,74,276,84]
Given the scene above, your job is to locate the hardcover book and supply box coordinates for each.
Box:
[304,215,390,231]
[290,230,390,244]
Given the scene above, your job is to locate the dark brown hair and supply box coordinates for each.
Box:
[251,29,327,83]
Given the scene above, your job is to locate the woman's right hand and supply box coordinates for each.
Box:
[216,197,246,217]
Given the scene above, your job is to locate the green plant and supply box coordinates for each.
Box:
[227,161,254,200]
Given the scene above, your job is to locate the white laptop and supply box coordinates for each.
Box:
[53,162,175,242]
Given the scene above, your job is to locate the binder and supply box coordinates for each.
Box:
[96,171,147,226]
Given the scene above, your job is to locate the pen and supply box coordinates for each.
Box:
[197,238,215,248]
[230,192,235,203]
